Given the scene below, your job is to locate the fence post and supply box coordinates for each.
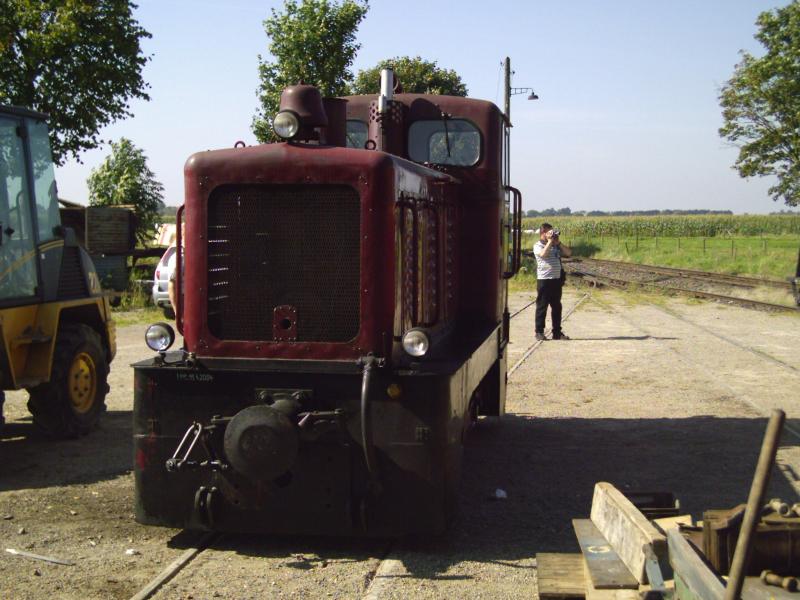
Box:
[731,238,734,257]
[703,238,706,254]
[678,237,681,250]
[625,242,630,254]
[655,236,659,249]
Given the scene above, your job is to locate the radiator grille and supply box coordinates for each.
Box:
[57,246,88,299]
[206,184,361,342]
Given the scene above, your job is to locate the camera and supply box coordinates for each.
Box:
[551,228,560,237]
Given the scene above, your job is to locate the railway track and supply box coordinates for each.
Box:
[128,298,547,600]
[128,284,797,599]
[587,293,800,439]
[565,256,793,290]
[565,258,799,313]
[128,296,559,600]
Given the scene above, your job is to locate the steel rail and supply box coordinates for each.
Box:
[128,532,219,600]
[127,298,549,600]
[568,269,799,313]
[510,298,536,319]
[651,304,800,375]
[587,294,800,442]
[508,293,589,377]
[566,257,793,290]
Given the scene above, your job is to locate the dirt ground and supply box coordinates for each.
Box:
[1,286,799,599]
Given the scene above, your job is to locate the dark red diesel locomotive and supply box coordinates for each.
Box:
[133,69,523,536]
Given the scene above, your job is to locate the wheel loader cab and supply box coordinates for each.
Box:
[0,106,115,437]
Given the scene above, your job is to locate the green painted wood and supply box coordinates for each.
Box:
[667,529,724,600]
[572,519,638,590]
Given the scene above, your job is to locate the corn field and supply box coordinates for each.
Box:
[520,214,800,237]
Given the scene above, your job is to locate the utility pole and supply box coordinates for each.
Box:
[504,56,512,123]
[504,56,539,126]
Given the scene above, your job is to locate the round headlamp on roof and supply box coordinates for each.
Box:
[274,84,329,141]
[273,110,300,139]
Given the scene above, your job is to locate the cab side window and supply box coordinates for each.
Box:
[0,117,39,299]
[28,120,60,242]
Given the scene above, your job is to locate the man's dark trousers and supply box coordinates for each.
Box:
[535,278,563,335]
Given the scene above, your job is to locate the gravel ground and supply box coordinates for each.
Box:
[1,287,799,599]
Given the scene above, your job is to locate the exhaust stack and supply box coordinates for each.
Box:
[378,67,394,113]
[369,67,404,154]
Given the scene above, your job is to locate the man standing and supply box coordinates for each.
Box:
[533,223,571,340]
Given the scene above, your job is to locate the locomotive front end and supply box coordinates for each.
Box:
[133,80,512,537]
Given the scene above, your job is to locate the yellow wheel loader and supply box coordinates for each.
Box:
[0,105,115,437]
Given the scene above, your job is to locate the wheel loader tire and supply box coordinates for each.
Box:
[162,305,175,319]
[27,323,109,438]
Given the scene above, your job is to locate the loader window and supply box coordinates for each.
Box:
[0,117,39,299]
[29,120,60,242]
[408,119,481,166]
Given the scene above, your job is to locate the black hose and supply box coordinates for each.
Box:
[361,356,377,483]
[359,356,383,532]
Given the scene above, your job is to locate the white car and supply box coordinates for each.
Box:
[152,246,177,317]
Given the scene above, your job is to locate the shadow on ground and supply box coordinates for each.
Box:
[158,415,799,585]
[0,410,133,491]
[395,414,799,580]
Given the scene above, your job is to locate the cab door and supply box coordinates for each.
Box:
[0,115,39,302]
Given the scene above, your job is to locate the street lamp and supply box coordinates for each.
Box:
[511,88,539,101]
[503,57,538,123]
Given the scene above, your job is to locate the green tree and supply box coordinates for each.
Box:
[0,0,151,165]
[252,0,369,142]
[350,56,468,96]
[719,1,800,206]
[87,138,164,245]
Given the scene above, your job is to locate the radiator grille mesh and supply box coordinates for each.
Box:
[57,246,88,299]
[206,184,361,342]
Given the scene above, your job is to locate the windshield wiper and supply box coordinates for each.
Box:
[441,111,452,158]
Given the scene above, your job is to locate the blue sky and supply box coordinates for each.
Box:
[54,0,791,213]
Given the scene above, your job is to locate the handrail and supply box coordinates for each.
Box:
[176,205,184,334]
[502,185,523,278]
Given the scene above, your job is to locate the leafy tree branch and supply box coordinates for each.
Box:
[0,0,152,164]
[719,1,800,206]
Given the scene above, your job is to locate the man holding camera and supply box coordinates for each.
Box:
[533,223,572,340]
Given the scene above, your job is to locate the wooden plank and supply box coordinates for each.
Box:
[536,553,585,599]
[572,519,638,590]
[653,514,693,533]
[590,482,668,584]
[667,528,725,600]
[581,559,640,600]
[85,206,134,254]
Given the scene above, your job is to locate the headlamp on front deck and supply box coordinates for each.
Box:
[273,110,300,139]
[402,329,429,357]
[145,322,175,352]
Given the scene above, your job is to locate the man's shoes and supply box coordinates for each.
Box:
[535,332,546,341]
[552,332,570,340]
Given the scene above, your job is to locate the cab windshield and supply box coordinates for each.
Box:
[408,119,481,166]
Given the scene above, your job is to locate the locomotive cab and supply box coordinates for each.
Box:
[133,71,523,536]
